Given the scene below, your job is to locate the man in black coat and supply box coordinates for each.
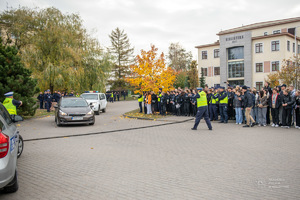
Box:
[242,86,255,127]
[37,92,44,109]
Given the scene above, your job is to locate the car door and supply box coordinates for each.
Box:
[0,104,18,161]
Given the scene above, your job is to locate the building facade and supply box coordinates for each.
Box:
[196,17,300,90]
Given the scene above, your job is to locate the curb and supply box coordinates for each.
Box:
[122,114,155,121]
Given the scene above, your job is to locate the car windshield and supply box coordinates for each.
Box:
[81,94,98,100]
[61,99,88,108]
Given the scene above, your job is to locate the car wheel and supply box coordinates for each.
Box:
[95,106,100,115]
[56,117,61,127]
[3,170,19,193]
[89,122,95,125]
[17,135,24,158]
[102,108,106,113]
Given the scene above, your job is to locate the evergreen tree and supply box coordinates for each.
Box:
[199,68,206,88]
[109,28,134,90]
[188,60,199,89]
[0,37,38,116]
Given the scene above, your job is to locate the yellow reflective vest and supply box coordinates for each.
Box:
[210,93,218,104]
[3,98,17,115]
[138,96,143,102]
[219,92,228,104]
[197,91,208,108]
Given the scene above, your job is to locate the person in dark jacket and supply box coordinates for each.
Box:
[295,91,300,129]
[270,88,281,127]
[37,92,44,109]
[264,82,272,124]
[217,87,228,123]
[281,89,294,128]
[227,87,235,120]
[242,86,255,127]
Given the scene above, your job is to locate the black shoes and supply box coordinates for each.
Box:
[219,121,224,123]
[191,128,197,130]
[251,123,255,127]
[243,125,250,127]
[209,128,212,130]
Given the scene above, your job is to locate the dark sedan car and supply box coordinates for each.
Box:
[54,97,95,126]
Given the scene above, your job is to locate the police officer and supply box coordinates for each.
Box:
[138,93,143,113]
[37,92,44,109]
[209,89,219,121]
[191,88,212,131]
[157,88,162,114]
[3,92,22,115]
[160,92,167,116]
[217,86,228,123]
[45,90,53,112]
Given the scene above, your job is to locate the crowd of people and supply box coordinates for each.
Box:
[138,82,300,129]
[37,90,80,112]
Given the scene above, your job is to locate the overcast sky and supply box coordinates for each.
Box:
[1,0,300,60]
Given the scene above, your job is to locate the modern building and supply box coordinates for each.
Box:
[195,17,300,90]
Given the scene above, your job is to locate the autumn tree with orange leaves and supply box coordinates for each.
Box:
[127,45,176,94]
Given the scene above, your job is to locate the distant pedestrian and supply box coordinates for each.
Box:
[37,92,44,109]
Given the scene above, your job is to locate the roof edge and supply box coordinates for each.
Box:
[217,17,300,36]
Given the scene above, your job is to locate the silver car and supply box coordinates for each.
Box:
[0,103,23,193]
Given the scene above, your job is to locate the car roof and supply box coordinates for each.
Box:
[61,97,84,100]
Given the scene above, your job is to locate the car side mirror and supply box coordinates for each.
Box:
[11,115,24,123]
[54,105,58,108]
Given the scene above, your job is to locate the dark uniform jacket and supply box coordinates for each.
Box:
[282,94,294,109]
[243,91,253,108]
[37,94,44,102]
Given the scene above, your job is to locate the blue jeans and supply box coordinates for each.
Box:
[219,105,228,122]
[235,108,243,124]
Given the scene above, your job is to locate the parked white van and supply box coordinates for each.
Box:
[80,92,107,115]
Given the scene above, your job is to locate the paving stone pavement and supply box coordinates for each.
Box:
[1,101,300,200]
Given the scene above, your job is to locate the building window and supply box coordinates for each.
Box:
[256,63,263,72]
[293,43,295,53]
[273,30,281,34]
[214,67,220,76]
[271,41,280,51]
[201,68,207,76]
[214,49,220,58]
[255,43,263,53]
[271,61,279,71]
[228,61,244,78]
[202,51,207,59]
[228,46,244,60]
[298,45,300,54]
[256,82,263,91]
[287,41,290,51]
[264,32,268,36]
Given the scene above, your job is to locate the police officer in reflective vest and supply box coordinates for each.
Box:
[191,88,212,131]
[3,92,22,115]
[157,88,162,114]
[138,94,143,113]
[217,86,228,123]
[209,89,219,121]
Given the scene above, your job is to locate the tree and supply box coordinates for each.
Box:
[174,71,188,89]
[168,42,192,71]
[265,55,300,89]
[199,68,206,88]
[278,56,300,89]
[109,27,134,89]
[127,45,176,94]
[0,38,38,116]
[188,60,199,89]
[0,7,112,93]
[265,73,280,88]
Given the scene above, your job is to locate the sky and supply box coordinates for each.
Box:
[1,0,300,60]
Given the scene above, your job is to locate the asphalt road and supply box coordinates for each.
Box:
[1,101,300,200]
